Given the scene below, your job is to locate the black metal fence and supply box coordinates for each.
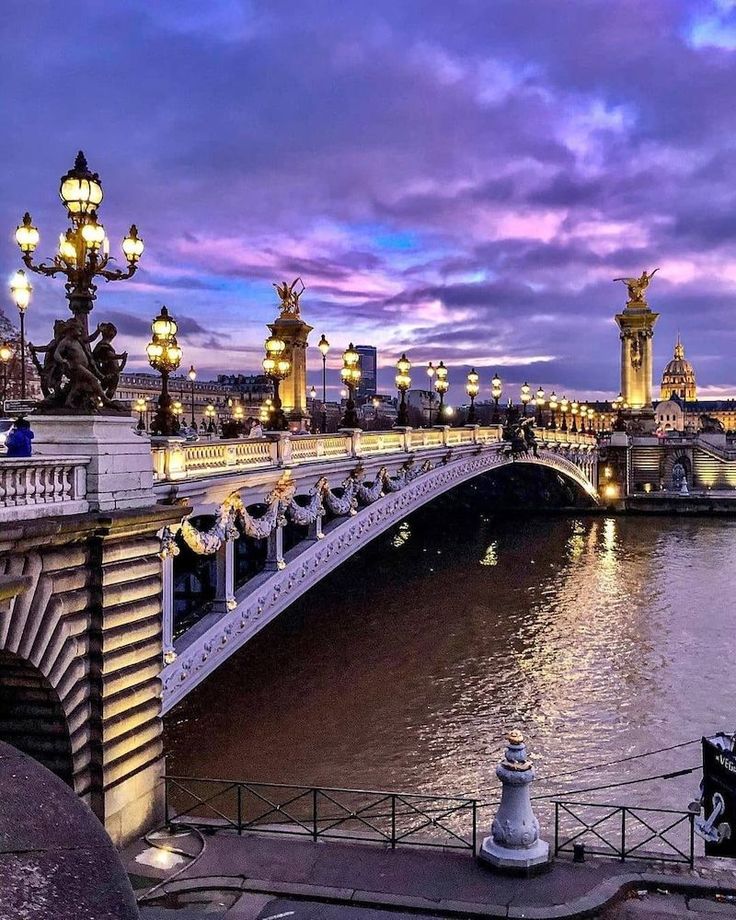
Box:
[554,800,695,866]
[165,776,478,852]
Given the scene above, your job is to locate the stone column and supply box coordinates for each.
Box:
[268,314,314,428]
[478,730,549,873]
[265,524,285,571]
[212,537,235,613]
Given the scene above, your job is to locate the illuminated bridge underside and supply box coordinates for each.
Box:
[161,444,598,712]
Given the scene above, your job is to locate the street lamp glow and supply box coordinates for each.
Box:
[520,381,531,415]
[340,343,361,427]
[15,213,39,253]
[395,352,412,425]
[147,306,183,436]
[318,333,330,358]
[59,152,103,217]
[10,270,32,312]
[262,332,291,430]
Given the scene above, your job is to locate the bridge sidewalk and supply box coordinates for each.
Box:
[128,831,736,918]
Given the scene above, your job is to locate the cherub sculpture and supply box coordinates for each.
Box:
[92,322,128,399]
[613,268,659,305]
[273,277,305,317]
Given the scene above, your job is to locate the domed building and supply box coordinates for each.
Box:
[660,335,697,401]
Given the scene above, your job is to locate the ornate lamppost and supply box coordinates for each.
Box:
[520,381,531,416]
[262,333,291,431]
[560,395,569,432]
[340,343,361,428]
[187,365,197,426]
[395,353,411,426]
[466,368,479,424]
[15,152,143,340]
[578,404,587,436]
[587,407,595,433]
[491,372,502,424]
[548,391,558,430]
[435,361,449,422]
[569,400,578,433]
[134,396,147,432]
[317,333,329,432]
[9,270,31,398]
[534,386,545,427]
[146,306,182,436]
[205,403,216,434]
[0,341,12,402]
[426,361,436,426]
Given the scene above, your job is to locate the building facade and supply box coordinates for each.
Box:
[355,345,377,399]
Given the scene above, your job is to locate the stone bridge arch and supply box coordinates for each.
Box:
[162,447,598,711]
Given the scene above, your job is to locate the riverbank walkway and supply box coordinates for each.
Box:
[126,829,736,918]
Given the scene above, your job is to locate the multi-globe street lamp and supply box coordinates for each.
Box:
[262,333,291,431]
[426,361,436,426]
[0,341,13,402]
[317,333,329,432]
[587,406,595,433]
[9,270,31,398]
[549,391,558,430]
[535,386,545,427]
[340,343,361,428]
[579,404,588,435]
[570,399,579,433]
[146,306,183,436]
[15,151,144,339]
[134,396,147,432]
[434,361,449,422]
[520,381,531,416]
[187,365,197,426]
[466,368,479,424]
[395,353,411,426]
[491,372,502,424]
[205,404,217,434]
[560,395,569,432]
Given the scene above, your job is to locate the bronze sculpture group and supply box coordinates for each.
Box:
[29,319,128,414]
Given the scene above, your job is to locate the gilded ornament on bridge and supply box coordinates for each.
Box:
[274,277,305,317]
[613,268,659,307]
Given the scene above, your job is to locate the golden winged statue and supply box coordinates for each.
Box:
[613,268,659,306]
[274,277,306,317]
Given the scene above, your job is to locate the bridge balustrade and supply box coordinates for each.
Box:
[152,427,504,483]
[0,456,90,521]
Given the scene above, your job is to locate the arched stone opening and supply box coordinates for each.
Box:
[0,649,74,786]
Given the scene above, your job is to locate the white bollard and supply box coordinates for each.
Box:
[479,730,550,873]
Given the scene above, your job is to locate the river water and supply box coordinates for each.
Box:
[164,503,736,816]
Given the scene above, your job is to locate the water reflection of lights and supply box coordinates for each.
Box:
[392,521,411,548]
[480,542,498,566]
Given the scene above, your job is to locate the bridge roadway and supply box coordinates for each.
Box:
[153,425,599,712]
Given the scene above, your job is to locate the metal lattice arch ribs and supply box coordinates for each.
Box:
[162,445,598,712]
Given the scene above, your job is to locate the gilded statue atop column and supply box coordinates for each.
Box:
[613,268,659,306]
[274,277,305,317]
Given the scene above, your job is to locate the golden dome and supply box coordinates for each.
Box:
[660,335,696,401]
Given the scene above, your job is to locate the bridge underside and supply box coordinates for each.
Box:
[162,447,598,712]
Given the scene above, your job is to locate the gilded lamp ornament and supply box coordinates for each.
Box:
[262,333,291,430]
[340,343,361,428]
[395,353,411,426]
[15,151,143,413]
[147,306,183,436]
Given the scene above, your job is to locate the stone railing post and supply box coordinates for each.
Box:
[433,424,450,446]
[465,424,480,444]
[212,536,235,613]
[265,522,285,570]
[479,730,549,873]
[267,432,292,467]
[392,426,412,452]
[339,428,362,457]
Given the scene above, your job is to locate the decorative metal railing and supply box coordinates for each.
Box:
[165,776,478,852]
[554,801,695,866]
[0,456,89,520]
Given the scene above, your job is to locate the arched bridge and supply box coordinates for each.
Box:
[153,426,599,712]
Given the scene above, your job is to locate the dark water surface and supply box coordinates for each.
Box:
[165,505,736,812]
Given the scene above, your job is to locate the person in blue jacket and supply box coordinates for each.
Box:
[5,417,34,457]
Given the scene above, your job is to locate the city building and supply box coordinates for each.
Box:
[355,345,377,398]
[660,336,697,401]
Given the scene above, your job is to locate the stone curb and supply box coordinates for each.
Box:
[139,870,736,918]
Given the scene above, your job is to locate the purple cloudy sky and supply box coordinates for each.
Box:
[2,0,736,401]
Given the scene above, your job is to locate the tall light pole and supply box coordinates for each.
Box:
[491,372,502,424]
[395,353,411,426]
[549,391,558,430]
[146,306,183,436]
[571,400,579,433]
[466,368,479,424]
[535,386,545,427]
[0,341,12,403]
[560,395,569,432]
[435,361,449,422]
[134,396,147,432]
[340,343,361,428]
[262,333,291,431]
[9,270,31,399]
[318,333,329,433]
[187,364,197,426]
[520,382,531,416]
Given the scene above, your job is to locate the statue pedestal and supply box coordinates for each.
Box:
[32,415,156,512]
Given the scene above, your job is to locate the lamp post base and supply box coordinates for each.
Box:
[478,836,550,875]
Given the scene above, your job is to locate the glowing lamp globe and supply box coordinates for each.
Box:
[59,151,103,217]
[15,213,39,253]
